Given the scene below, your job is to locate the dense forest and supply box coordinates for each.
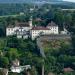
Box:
[0,3,75,16]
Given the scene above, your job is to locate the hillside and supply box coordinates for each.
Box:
[0,0,75,9]
[0,0,62,3]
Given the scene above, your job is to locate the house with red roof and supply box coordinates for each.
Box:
[30,21,59,40]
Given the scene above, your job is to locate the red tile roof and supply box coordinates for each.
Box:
[7,22,30,28]
[63,67,74,72]
[16,22,29,27]
[32,26,50,30]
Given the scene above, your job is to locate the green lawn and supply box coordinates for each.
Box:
[0,14,25,18]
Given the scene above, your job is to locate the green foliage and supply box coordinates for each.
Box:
[30,66,38,75]
[0,57,9,68]
[6,48,19,60]
[6,36,19,48]
[54,11,64,30]
[0,38,6,49]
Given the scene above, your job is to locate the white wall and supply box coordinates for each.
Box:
[6,28,14,36]
[31,26,59,40]
[6,25,59,40]
[6,26,30,36]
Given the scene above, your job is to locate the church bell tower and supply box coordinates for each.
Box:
[29,16,33,29]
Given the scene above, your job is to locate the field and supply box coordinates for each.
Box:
[0,14,25,18]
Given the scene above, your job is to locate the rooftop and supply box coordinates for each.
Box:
[15,22,29,27]
[32,26,50,30]
[7,22,30,28]
[7,25,14,28]
[47,21,58,27]
[63,67,74,72]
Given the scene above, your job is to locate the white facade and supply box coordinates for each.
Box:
[10,65,31,73]
[6,20,59,40]
[30,25,59,40]
[47,26,58,34]
[6,27,14,36]
[6,18,33,38]
[6,27,30,36]
[11,66,22,73]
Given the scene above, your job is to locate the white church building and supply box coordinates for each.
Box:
[6,17,59,40]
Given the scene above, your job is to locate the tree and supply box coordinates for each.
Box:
[30,66,38,75]
[7,48,19,60]
[54,11,65,30]
[0,57,9,68]
[7,36,19,48]
[64,14,72,29]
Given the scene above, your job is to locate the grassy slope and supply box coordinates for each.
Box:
[41,39,72,53]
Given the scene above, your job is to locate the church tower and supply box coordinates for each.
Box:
[29,16,33,29]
